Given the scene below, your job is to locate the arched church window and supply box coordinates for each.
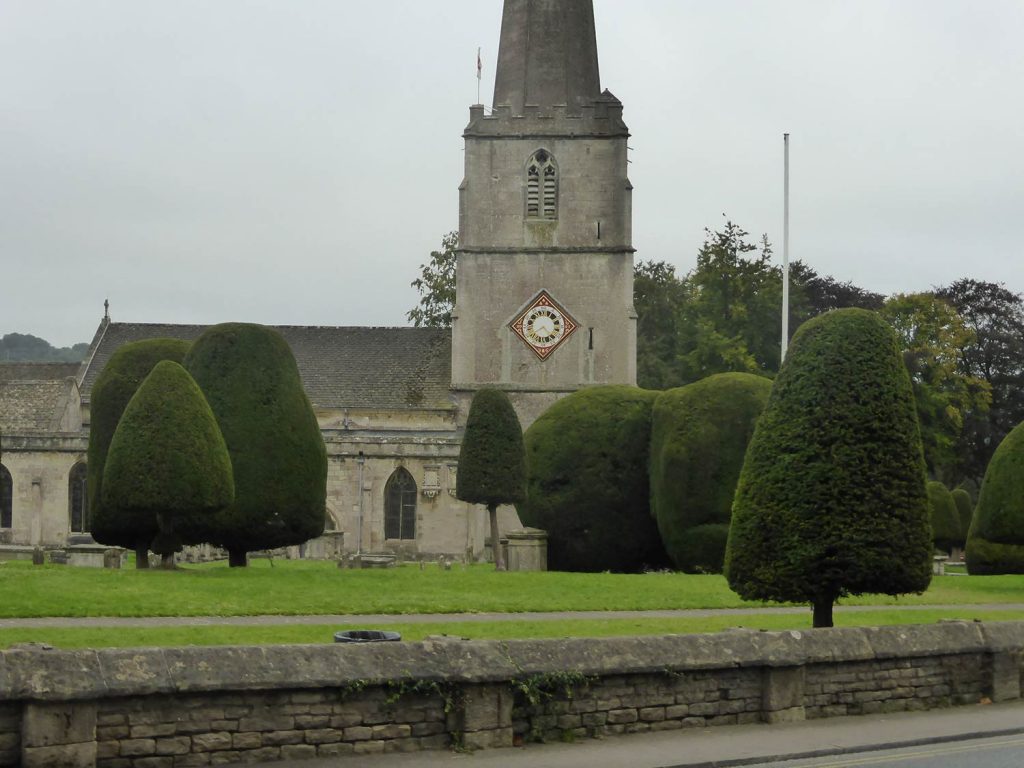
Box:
[69,461,89,533]
[384,468,417,541]
[526,150,558,220]
[0,465,12,529]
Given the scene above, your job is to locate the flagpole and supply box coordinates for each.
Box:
[476,47,482,105]
[781,133,790,364]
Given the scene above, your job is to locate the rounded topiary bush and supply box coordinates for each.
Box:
[518,386,668,573]
[184,323,327,567]
[966,420,1024,574]
[102,361,234,557]
[649,373,771,573]
[927,481,960,554]
[951,488,974,546]
[88,338,192,564]
[725,308,932,628]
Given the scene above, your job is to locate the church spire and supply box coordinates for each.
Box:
[492,0,601,115]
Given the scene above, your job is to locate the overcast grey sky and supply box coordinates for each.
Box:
[2,1,1022,347]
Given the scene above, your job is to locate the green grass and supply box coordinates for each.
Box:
[2,609,1022,650]
[1,559,1023,619]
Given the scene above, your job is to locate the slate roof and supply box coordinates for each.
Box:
[78,322,454,411]
[0,379,71,433]
[0,363,80,383]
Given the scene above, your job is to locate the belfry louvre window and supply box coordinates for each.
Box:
[384,467,417,540]
[526,150,558,219]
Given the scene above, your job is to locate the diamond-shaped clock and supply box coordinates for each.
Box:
[509,290,578,360]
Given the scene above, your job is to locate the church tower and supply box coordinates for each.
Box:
[452,0,636,426]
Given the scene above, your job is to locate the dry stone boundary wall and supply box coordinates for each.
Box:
[1,621,1023,767]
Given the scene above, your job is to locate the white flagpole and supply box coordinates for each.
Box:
[476,47,482,105]
[781,133,791,364]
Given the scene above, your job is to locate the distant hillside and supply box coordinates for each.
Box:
[0,333,89,363]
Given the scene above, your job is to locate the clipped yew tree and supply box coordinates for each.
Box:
[725,309,932,628]
[518,386,669,572]
[88,338,192,567]
[102,361,234,566]
[184,323,327,567]
[927,481,960,555]
[650,373,771,573]
[966,420,1024,574]
[456,388,526,572]
[951,488,974,547]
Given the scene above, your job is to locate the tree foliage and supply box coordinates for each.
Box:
[965,420,1024,574]
[88,338,192,564]
[926,481,960,554]
[935,279,1024,483]
[407,231,457,328]
[101,361,234,560]
[457,388,526,571]
[183,323,327,567]
[950,487,974,547]
[0,332,89,362]
[724,309,932,628]
[649,373,771,573]
[518,386,669,573]
[880,293,991,481]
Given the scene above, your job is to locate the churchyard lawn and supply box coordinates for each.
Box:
[1,560,1022,649]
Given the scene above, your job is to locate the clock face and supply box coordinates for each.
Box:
[510,291,578,360]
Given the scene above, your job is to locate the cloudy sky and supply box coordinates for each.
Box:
[2,0,1022,347]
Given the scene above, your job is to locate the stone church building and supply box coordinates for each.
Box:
[0,0,636,562]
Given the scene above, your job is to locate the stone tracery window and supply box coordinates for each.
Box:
[0,465,11,529]
[526,149,558,220]
[69,461,89,533]
[384,467,417,541]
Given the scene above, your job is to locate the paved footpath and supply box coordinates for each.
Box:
[2,604,1024,628]
[279,701,1024,768]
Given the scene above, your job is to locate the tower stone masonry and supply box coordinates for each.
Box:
[452,0,637,428]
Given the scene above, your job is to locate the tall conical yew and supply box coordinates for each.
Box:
[184,323,327,567]
[88,338,192,567]
[725,309,932,628]
[456,388,526,571]
[101,361,233,566]
[927,481,960,555]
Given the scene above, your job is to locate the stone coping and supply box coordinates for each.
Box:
[2,621,1021,703]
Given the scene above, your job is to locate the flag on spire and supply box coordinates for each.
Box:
[477,47,482,81]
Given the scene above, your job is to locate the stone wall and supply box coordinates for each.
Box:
[2,622,1023,767]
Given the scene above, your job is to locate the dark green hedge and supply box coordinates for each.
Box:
[951,488,974,546]
[102,361,234,552]
[457,388,525,506]
[725,309,932,611]
[88,338,192,552]
[183,323,327,564]
[518,386,669,573]
[926,481,960,554]
[966,420,1024,574]
[650,373,771,573]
